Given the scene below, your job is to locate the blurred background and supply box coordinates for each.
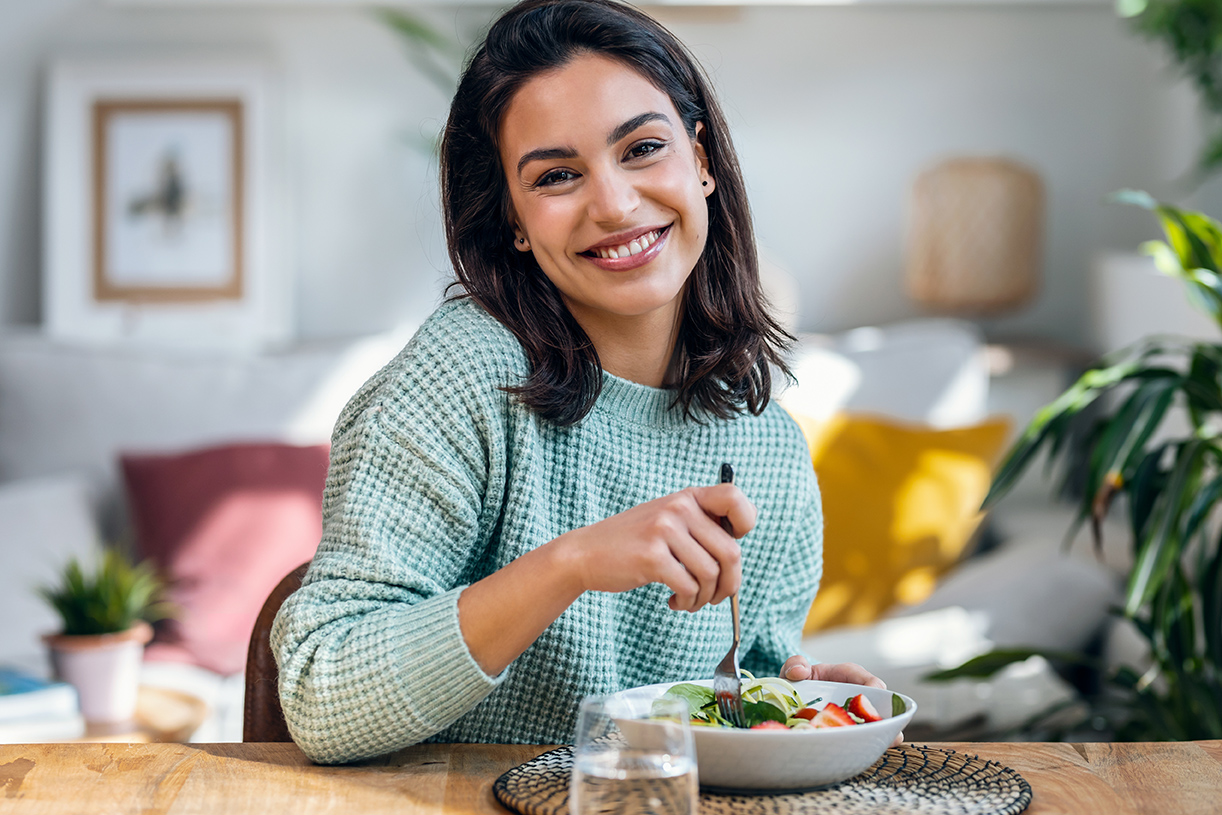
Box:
[1,0,1220,746]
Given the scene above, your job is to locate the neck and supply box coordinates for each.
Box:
[568,303,681,389]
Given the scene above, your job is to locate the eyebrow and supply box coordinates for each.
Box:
[515,111,673,177]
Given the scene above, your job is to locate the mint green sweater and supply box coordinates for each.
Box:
[272,298,822,764]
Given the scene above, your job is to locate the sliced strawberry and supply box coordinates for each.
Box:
[846,694,882,723]
[811,702,855,728]
[750,720,788,730]
[792,707,818,721]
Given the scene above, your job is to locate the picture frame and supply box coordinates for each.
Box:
[44,58,287,348]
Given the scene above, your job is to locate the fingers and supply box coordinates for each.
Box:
[782,655,813,681]
[685,509,741,606]
[811,662,887,689]
[665,534,721,611]
[656,490,742,610]
[687,484,757,538]
[655,554,701,612]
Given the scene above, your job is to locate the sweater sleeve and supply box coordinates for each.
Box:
[741,457,823,677]
[271,307,515,764]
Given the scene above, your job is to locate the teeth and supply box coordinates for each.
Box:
[594,230,660,259]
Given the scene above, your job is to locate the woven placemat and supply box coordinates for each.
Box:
[493,744,1032,815]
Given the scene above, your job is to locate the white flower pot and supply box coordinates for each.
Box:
[44,621,152,724]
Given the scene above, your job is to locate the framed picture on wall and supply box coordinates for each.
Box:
[45,58,287,348]
[93,98,245,304]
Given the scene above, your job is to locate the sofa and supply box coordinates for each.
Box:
[0,313,1123,743]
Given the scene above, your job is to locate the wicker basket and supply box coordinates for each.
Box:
[906,156,1044,314]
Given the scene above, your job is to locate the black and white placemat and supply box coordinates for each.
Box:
[493,743,1032,815]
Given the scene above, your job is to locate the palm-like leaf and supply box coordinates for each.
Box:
[929,191,1222,742]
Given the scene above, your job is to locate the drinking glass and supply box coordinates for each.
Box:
[570,690,698,815]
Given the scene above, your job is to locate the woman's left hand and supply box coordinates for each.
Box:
[779,656,903,746]
[780,655,884,688]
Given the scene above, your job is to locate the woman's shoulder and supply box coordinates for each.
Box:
[412,297,524,363]
[381,297,527,384]
[334,297,527,435]
[749,400,814,455]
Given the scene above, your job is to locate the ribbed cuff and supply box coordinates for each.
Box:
[391,586,508,734]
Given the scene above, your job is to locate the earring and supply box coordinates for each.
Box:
[518,237,525,244]
[702,181,708,187]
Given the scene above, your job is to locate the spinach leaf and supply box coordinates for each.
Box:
[658,684,714,718]
[743,699,788,727]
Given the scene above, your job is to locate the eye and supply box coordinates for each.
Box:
[535,168,579,188]
[625,140,666,161]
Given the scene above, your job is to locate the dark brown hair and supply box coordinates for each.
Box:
[441,0,792,426]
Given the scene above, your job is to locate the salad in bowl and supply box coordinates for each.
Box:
[658,671,901,731]
[610,673,916,792]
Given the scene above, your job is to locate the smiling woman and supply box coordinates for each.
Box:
[271,0,886,766]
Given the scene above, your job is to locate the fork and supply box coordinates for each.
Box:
[712,462,746,728]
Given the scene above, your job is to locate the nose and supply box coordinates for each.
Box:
[585,165,639,226]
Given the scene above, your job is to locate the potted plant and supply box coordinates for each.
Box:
[1119,0,1222,181]
[930,190,1222,741]
[40,550,172,724]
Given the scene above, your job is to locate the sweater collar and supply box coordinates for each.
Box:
[595,370,690,429]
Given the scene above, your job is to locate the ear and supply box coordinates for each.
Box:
[694,121,715,197]
[511,223,531,252]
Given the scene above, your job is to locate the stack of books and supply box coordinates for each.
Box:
[0,666,84,743]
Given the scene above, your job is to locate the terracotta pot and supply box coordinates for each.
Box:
[43,620,153,724]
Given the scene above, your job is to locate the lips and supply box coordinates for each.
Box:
[580,224,671,271]
[582,226,667,260]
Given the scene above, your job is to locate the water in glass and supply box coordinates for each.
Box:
[570,692,698,815]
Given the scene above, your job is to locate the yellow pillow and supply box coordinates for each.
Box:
[788,411,1012,634]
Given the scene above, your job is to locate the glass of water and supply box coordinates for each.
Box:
[570,690,698,815]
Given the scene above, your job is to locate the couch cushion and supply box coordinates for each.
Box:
[784,318,990,428]
[121,442,329,676]
[791,412,1011,633]
[0,329,411,538]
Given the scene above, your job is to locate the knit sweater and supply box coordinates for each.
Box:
[271,298,823,765]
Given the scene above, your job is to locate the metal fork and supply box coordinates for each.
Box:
[712,462,746,728]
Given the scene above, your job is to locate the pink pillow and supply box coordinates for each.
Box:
[121,442,329,675]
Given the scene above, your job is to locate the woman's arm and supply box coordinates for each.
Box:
[457,484,755,677]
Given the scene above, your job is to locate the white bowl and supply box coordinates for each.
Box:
[607,678,916,792]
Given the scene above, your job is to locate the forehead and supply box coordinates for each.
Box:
[499,53,680,157]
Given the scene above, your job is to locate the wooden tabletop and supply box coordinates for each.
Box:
[0,740,1218,814]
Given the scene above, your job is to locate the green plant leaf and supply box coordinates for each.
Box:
[984,358,1153,509]
[1203,532,1222,671]
[1126,440,1207,616]
[923,648,1091,681]
[38,549,171,636]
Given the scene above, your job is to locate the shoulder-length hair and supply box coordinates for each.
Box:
[440,0,792,426]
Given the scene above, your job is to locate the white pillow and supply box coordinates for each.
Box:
[802,509,1120,737]
[894,529,1120,654]
[801,607,1082,736]
[0,327,414,535]
[782,318,989,428]
[0,475,102,667]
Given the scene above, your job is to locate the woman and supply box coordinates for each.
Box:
[273,0,883,765]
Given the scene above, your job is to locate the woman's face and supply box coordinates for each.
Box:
[498,53,715,335]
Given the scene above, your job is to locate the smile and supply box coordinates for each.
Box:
[580,225,671,271]
[586,228,663,259]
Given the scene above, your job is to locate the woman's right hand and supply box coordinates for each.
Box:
[552,484,756,612]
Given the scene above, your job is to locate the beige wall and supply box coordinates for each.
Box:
[0,1,1214,344]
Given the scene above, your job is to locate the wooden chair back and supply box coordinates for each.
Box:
[242,561,310,742]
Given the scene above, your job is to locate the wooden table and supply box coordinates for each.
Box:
[0,740,1218,814]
